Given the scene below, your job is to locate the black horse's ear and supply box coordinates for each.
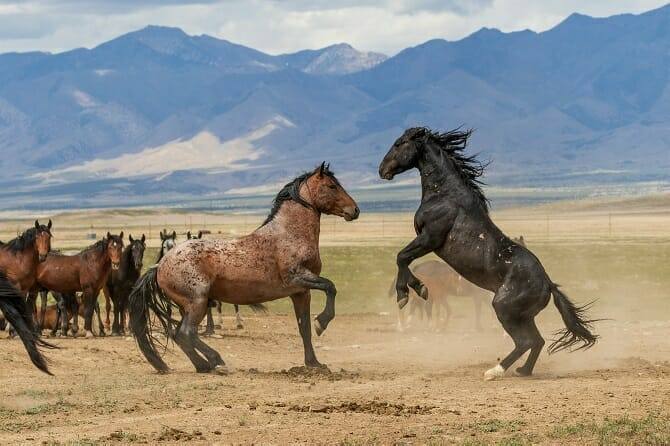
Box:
[47,219,52,230]
[141,234,146,243]
[171,230,176,239]
[129,234,134,243]
[35,220,40,229]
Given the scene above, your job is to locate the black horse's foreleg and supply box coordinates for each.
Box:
[290,271,336,336]
[290,291,323,368]
[395,232,441,308]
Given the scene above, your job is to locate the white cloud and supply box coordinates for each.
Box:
[0,1,667,54]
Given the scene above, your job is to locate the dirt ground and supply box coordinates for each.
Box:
[0,310,668,445]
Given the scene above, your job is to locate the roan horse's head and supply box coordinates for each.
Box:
[379,127,429,180]
[306,163,359,221]
[34,219,53,262]
[106,232,124,270]
[127,234,146,271]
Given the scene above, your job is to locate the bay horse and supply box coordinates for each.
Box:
[36,233,124,338]
[391,260,493,332]
[130,163,359,373]
[379,128,598,380]
[103,234,145,336]
[186,231,244,335]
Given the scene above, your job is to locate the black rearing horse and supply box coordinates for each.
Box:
[379,127,598,380]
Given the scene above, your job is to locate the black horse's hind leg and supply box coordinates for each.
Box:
[515,319,545,377]
[290,291,323,368]
[486,278,549,380]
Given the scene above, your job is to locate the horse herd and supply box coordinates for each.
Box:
[0,127,599,381]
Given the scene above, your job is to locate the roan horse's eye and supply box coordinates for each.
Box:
[328,184,337,190]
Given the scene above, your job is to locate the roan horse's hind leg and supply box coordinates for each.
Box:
[290,291,323,368]
[174,298,226,373]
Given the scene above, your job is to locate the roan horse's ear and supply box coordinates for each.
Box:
[318,161,326,177]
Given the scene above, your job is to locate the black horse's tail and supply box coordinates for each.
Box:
[0,272,56,374]
[548,283,598,354]
[129,267,176,373]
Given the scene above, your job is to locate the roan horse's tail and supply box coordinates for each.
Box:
[129,267,175,373]
[548,283,598,354]
[0,272,56,374]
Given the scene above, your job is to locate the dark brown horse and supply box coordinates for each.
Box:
[36,233,124,338]
[103,234,145,336]
[130,163,359,373]
[392,260,493,331]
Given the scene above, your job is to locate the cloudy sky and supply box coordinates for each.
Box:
[0,0,668,55]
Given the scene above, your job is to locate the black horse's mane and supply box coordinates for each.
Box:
[419,127,489,211]
[262,165,337,226]
[0,228,39,253]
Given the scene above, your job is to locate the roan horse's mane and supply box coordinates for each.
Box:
[415,127,489,212]
[0,228,40,253]
[261,165,337,226]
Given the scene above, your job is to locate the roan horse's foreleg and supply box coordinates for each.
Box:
[290,271,336,336]
[395,232,441,309]
[290,291,323,368]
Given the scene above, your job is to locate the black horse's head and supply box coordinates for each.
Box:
[127,233,146,271]
[378,127,428,180]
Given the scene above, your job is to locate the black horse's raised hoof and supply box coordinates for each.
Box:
[397,295,409,310]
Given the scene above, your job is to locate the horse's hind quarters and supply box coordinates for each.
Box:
[484,364,505,381]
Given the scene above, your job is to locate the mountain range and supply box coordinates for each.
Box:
[1,5,670,210]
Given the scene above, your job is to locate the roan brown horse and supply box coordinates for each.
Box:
[36,233,124,338]
[130,163,359,373]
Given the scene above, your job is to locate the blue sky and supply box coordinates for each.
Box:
[0,0,668,55]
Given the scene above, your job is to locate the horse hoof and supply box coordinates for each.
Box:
[236,324,244,330]
[398,296,409,310]
[418,285,429,300]
[212,364,230,375]
[314,318,324,336]
[484,364,505,381]
[515,367,532,377]
[85,330,94,339]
